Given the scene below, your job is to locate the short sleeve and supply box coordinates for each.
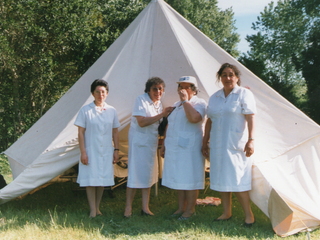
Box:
[206,93,218,119]
[194,98,207,118]
[132,95,147,117]
[112,108,121,128]
[241,89,257,115]
[74,107,86,128]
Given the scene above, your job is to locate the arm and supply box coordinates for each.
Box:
[135,106,175,127]
[78,126,88,165]
[178,89,202,123]
[201,118,211,158]
[244,114,255,157]
[112,128,120,164]
[182,102,203,123]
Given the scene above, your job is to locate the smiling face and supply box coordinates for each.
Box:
[220,67,239,93]
[148,83,164,102]
[92,85,108,106]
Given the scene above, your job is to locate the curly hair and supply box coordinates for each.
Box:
[144,77,165,93]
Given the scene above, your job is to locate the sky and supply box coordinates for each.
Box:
[217,0,274,54]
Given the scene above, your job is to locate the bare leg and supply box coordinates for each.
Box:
[217,192,232,220]
[181,190,198,218]
[141,187,153,215]
[234,191,254,224]
[95,187,104,215]
[124,187,136,217]
[173,190,186,215]
[86,187,97,218]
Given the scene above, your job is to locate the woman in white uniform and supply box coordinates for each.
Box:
[124,77,174,217]
[202,63,256,227]
[74,79,120,218]
[161,76,207,220]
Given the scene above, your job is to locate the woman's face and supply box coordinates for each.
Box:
[220,67,239,91]
[148,84,164,102]
[92,85,108,104]
[178,83,194,99]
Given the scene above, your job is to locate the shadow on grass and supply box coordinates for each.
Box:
[0,181,317,239]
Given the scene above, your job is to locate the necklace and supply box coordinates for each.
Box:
[94,101,106,112]
[153,101,161,124]
[153,101,161,113]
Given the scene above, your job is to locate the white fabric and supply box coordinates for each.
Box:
[207,86,256,192]
[74,102,120,187]
[1,0,320,236]
[127,93,162,188]
[162,96,206,190]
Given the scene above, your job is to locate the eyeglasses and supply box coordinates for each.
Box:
[178,85,192,90]
[151,87,164,92]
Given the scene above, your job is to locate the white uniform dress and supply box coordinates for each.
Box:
[74,102,120,187]
[127,93,163,188]
[207,86,256,192]
[162,96,207,190]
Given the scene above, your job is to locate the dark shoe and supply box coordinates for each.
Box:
[214,216,232,221]
[243,221,255,227]
[141,210,153,216]
[177,212,196,221]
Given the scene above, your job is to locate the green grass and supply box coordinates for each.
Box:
[0,180,319,240]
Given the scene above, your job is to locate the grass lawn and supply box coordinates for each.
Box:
[0,177,318,240]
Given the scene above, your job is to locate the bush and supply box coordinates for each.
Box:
[0,154,11,175]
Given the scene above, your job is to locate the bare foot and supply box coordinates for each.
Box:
[96,210,102,216]
[216,213,232,220]
[172,209,184,215]
[89,211,96,218]
[124,206,132,217]
[181,211,195,218]
[245,215,255,224]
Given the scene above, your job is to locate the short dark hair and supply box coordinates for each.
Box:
[91,79,109,93]
[216,63,241,86]
[144,77,165,93]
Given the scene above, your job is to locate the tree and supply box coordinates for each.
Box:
[0,0,146,150]
[166,0,240,57]
[0,0,239,151]
[239,0,320,120]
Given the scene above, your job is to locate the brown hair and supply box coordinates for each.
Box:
[144,77,165,93]
[216,63,241,86]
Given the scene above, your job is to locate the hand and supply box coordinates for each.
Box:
[244,140,254,157]
[162,106,175,117]
[80,153,88,165]
[178,89,188,101]
[160,145,165,158]
[201,144,210,158]
[113,151,119,164]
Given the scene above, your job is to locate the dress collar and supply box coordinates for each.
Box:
[89,102,107,112]
[217,85,241,98]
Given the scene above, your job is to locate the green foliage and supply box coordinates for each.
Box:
[0,0,147,151]
[291,0,320,123]
[240,0,319,121]
[0,155,11,176]
[166,0,240,57]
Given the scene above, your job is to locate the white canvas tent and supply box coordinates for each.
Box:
[1,0,320,237]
